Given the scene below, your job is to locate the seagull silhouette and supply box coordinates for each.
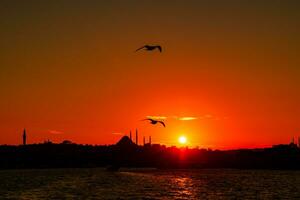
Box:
[142,118,166,127]
[135,45,162,52]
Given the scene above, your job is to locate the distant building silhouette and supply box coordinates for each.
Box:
[61,140,72,145]
[44,139,52,144]
[22,129,26,145]
[143,136,145,146]
[149,136,151,145]
[116,135,136,147]
[1,134,300,170]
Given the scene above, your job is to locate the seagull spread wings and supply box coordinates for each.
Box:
[135,45,162,52]
[142,118,166,127]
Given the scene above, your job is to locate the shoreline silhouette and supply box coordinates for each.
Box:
[0,136,299,170]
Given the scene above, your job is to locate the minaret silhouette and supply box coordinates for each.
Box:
[136,129,138,145]
[23,129,26,145]
[149,136,151,145]
[143,136,145,146]
[130,130,132,141]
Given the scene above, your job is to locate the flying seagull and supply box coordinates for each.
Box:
[142,118,166,127]
[135,45,162,52]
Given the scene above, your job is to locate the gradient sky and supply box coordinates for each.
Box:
[1,0,300,149]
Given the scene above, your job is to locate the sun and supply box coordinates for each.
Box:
[178,136,187,144]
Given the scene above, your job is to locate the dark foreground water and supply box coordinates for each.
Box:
[0,168,299,199]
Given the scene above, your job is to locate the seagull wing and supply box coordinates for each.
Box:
[158,121,166,127]
[157,46,162,52]
[135,45,146,52]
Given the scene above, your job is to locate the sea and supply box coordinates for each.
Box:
[0,168,299,199]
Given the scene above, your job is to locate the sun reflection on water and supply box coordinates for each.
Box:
[171,176,195,198]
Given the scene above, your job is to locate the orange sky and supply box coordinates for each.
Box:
[0,1,300,149]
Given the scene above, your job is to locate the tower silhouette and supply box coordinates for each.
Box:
[143,136,145,146]
[23,129,26,145]
[130,130,132,141]
[149,136,151,145]
[136,129,138,145]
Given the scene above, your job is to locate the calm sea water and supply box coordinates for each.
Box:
[0,168,299,199]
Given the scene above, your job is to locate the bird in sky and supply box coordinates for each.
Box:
[142,118,166,127]
[135,45,162,52]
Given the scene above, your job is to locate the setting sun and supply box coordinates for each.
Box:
[178,136,187,144]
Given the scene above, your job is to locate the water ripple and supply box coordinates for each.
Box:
[0,169,299,199]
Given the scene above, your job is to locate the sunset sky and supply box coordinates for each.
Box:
[1,1,300,149]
